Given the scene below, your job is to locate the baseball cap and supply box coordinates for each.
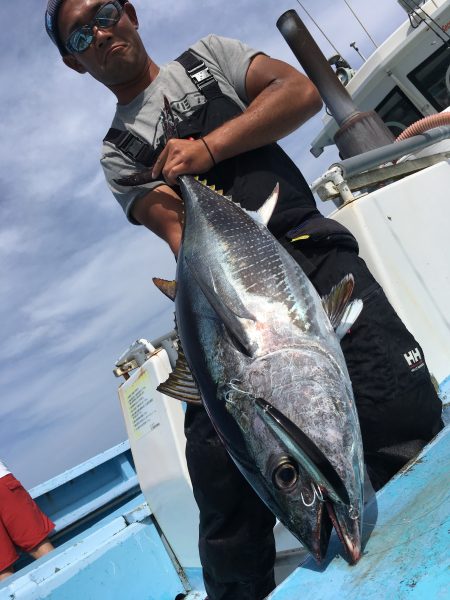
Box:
[45,0,127,56]
[45,0,69,55]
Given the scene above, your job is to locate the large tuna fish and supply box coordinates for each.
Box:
[155,173,365,564]
[116,96,365,562]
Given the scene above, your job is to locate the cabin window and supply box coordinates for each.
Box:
[407,44,450,111]
[375,87,423,137]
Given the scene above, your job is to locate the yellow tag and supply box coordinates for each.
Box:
[122,370,157,441]
[291,235,310,242]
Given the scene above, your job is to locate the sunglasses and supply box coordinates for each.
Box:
[65,1,124,54]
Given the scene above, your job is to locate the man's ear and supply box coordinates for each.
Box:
[62,55,87,74]
[124,2,139,28]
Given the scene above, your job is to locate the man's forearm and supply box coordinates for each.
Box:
[151,55,323,185]
[206,73,322,164]
[132,185,184,256]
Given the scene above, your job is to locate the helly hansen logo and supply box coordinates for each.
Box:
[404,347,424,372]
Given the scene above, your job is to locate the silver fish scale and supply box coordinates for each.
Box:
[197,191,316,331]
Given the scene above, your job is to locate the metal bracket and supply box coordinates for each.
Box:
[114,339,156,377]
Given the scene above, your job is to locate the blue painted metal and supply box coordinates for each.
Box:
[30,441,139,535]
[184,568,206,595]
[2,408,447,599]
[0,495,187,600]
[268,426,450,599]
[439,376,450,424]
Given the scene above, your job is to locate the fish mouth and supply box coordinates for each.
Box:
[325,501,362,564]
[282,493,361,565]
[254,397,362,563]
[311,500,333,563]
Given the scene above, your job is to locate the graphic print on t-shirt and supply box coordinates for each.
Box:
[150,92,207,148]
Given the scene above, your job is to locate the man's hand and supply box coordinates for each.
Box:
[151,55,322,187]
[152,137,215,186]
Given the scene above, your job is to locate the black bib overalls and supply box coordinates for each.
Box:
[106,49,443,600]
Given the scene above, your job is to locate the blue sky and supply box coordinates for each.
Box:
[0,0,407,487]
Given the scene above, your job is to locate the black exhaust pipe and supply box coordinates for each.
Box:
[277,10,394,158]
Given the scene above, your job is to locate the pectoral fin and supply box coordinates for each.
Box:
[185,256,258,357]
[321,274,363,340]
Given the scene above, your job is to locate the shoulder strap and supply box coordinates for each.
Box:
[103,128,156,167]
[176,49,223,100]
[103,48,222,168]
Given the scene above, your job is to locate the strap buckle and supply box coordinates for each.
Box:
[119,132,147,161]
[187,61,215,90]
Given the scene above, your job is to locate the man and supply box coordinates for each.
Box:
[0,460,54,581]
[45,2,443,599]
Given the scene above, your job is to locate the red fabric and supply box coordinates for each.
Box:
[0,474,54,571]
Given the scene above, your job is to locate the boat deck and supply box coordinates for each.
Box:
[1,423,448,599]
[269,425,450,599]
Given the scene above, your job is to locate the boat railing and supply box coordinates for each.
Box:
[312,124,450,205]
[30,441,139,538]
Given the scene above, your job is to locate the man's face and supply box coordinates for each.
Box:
[58,0,147,87]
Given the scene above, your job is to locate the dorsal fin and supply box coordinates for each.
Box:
[234,184,279,226]
[153,277,177,301]
[256,183,279,226]
[157,344,202,405]
[321,274,363,340]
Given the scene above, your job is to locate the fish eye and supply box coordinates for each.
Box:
[272,456,299,491]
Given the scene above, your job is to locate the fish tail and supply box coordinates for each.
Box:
[162,95,179,142]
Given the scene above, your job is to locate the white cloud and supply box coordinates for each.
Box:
[0,0,408,486]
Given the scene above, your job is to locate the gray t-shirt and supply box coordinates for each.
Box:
[101,35,261,223]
